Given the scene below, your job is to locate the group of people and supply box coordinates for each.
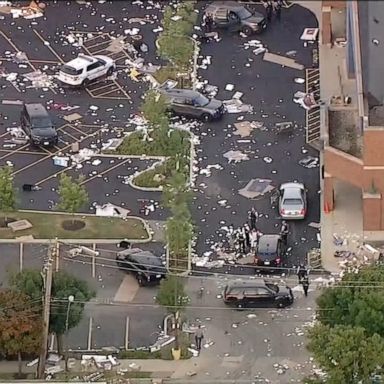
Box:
[202,12,214,33]
[225,208,290,255]
[262,0,283,22]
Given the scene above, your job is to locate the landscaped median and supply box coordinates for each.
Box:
[0,210,150,240]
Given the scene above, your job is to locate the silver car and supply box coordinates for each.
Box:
[278,182,307,220]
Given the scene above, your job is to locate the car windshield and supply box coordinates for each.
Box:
[193,94,210,107]
[31,117,52,128]
[237,7,253,20]
[60,65,82,76]
[283,198,303,205]
[266,283,279,293]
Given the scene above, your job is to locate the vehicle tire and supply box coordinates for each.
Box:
[82,78,90,87]
[276,300,285,308]
[236,302,245,310]
[137,276,145,286]
[242,26,253,36]
[201,113,212,123]
[107,66,114,76]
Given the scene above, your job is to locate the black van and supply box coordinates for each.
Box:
[20,103,58,147]
[223,279,294,309]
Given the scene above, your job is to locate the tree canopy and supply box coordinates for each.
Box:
[307,323,384,384]
[140,90,169,128]
[57,173,89,217]
[316,266,384,336]
[10,269,95,336]
[0,165,16,216]
[0,290,42,374]
[156,275,189,315]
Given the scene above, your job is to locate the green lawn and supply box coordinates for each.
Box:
[0,211,149,240]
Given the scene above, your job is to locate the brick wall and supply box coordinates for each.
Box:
[363,128,384,166]
[324,147,363,187]
[322,1,346,9]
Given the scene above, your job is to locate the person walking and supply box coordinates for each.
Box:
[297,264,308,283]
[195,325,204,351]
[249,207,258,230]
[280,220,289,245]
[302,276,310,297]
[244,223,251,251]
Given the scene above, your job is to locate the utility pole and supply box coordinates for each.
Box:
[37,242,55,379]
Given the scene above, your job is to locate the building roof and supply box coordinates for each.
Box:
[358,1,384,108]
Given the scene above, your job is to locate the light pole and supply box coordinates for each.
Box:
[64,295,74,371]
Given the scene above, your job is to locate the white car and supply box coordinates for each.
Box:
[278,182,307,220]
[57,54,115,86]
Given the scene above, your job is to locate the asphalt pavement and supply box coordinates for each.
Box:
[191,2,320,269]
[0,0,320,355]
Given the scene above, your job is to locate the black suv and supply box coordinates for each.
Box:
[223,279,293,309]
[254,234,284,271]
[116,248,166,286]
[205,2,267,36]
[160,88,225,122]
[20,103,58,147]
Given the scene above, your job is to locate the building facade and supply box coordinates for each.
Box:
[322,0,384,231]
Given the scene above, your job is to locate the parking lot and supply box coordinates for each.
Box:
[0,241,165,349]
[0,0,321,354]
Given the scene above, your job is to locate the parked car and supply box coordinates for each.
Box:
[279,182,307,220]
[223,279,294,308]
[20,103,58,147]
[57,54,115,86]
[160,88,225,122]
[116,248,166,286]
[205,1,267,35]
[255,234,284,270]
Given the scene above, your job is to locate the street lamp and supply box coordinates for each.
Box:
[65,295,74,332]
[64,295,74,371]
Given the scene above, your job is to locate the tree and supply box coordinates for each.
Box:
[307,323,384,384]
[140,90,169,128]
[163,172,191,214]
[57,173,89,222]
[158,34,194,70]
[316,265,384,337]
[10,269,95,354]
[0,290,42,376]
[0,165,16,221]
[156,275,189,349]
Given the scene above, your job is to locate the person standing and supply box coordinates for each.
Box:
[195,325,204,351]
[244,223,251,251]
[266,1,273,22]
[249,207,258,230]
[274,0,282,22]
[249,228,258,250]
[297,264,308,284]
[237,228,246,255]
[302,276,310,297]
[205,13,214,33]
[280,220,289,245]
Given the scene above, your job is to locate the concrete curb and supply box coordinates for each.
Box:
[1,210,153,244]
[129,158,167,192]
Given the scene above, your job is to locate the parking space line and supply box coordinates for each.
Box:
[93,88,121,97]
[57,128,78,142]
[86,83,116,93]
[33,29,65,64]
[0,149,45,155]
[89,47,109,55]
[83,40,111,50]
[64,123,87,136]
[0,30,57,95]
[0,144,30,160]
[79,158,131,185]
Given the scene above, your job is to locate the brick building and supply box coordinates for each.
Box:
[321,0,384,231]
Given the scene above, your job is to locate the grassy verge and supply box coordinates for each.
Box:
[0,211,149,240]
[117,131,191,188]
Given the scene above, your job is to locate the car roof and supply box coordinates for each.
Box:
[281,183,304,198]
[162,88,201,99]
[225,278,267,289]
[207,1,244,12]
[24,103,49,117]
[258,234,280,250]
[118,248,163,266]
[64,55,97,69]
